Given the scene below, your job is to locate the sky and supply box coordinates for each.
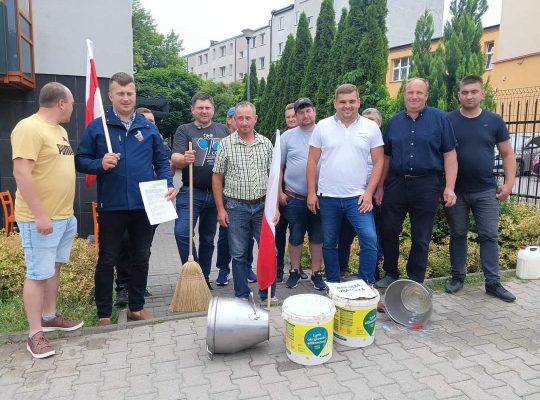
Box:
[138,0,503,55]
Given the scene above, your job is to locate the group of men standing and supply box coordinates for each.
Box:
[11,71,516,360]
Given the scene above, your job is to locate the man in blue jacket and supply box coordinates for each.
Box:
[76,72,175,326]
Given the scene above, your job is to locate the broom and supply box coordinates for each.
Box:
[170,142,213,312]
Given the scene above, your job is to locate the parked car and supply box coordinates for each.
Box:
[494,134,540,176]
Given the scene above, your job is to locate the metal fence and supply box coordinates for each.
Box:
[493,86,540,205]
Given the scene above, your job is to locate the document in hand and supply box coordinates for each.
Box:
[139,180,178,225]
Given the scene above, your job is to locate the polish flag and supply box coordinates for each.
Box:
[257,130,281,291]
[84,39,101,188]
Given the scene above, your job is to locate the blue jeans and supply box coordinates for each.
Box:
[226,198,276,299]
[216,227,254,275]
[174,187,217,280]
[381,174,442,283]
[319,196,378,283]
[445,189,500,284]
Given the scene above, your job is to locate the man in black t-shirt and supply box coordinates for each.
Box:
[446,75,516,302]
[171,93,229,288]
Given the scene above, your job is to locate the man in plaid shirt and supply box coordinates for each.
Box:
[212,101,278,300]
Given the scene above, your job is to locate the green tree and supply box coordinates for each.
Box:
[301,0,335,101]
[341,0,366,74]
[258,78,266,99]
[443,0,488,108]
[428,47,448,110]
[410,10,434,79]
[132,0,184,72]
[258,63,277,135]
[249,59,259,100]
[285,13,312,100]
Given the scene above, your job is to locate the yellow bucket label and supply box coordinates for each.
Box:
[334,306,376,338]
[285,319,333,357]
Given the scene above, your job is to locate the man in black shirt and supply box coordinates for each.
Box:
[445,75,516,302]
[171,93,229,288]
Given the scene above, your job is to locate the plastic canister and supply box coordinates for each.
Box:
[328,289,380,348]
[281,294,336,366]
[516,246,540,279]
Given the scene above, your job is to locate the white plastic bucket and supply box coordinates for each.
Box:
[281,294,336,366]
[516,246,540,279]
[329,289,380,347]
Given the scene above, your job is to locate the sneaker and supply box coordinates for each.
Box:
[144,288,152,297]
[276,268,284,283]
[445,276,464,294]
[247,269,258,283]
[27,331,55,359]
[375,275,397,288]
[215,270,229,286]
[311,272,326,291]
[486,282,516,302]
[299,268,308,280]
[42,314,84,332]
[286,269,300,289]
[114,287,128,308]
[260,296,279,305]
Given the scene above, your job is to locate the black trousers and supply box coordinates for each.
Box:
[381,174,442,283]
[95,210,152,318]
[274,204,288,272]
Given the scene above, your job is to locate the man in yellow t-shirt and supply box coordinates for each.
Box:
[11,82,83,359]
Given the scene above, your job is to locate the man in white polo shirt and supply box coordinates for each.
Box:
[307,84,384,283]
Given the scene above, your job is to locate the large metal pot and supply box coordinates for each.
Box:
[206,294,269,356]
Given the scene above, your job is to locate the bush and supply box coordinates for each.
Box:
[0,233,96,301]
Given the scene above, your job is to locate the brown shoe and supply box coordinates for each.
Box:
[27,331,55,359]
[127,309,154,321]
[42,314,84,332]
[97,318,112,326]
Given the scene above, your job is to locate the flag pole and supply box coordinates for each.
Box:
[267,286,271,309]
[95,87,113,154]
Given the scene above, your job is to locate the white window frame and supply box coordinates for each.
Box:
[239,50,244,59]
[279,16,284,30]
[259,57,265,70]
[485,41,495,70]
[392,57,410,82]
[220,46,226,57]
[278,42,284,56]
[219,66,226,77]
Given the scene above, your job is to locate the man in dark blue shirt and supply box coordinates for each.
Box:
[375,78,458,285]
[445,75,516,302]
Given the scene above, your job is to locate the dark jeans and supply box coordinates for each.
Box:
[319,196,378,284]
[381,174,442,283]
[95,210,152,318]
[445,189,500,284]
[115,225,158,290]
[216,225,254,274]
[174,187,217,280]
[274,204,288,273]
[226,198,276,299]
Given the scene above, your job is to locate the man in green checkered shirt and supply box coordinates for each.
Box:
[212,101,278,301]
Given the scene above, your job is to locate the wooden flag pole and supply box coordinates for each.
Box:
[267,286,271,309]
[95,87,113,153]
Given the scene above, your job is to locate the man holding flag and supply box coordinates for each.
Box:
[212,102,279,302]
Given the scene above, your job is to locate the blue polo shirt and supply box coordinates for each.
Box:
[384,106,457,176]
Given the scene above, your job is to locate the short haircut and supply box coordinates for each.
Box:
[109,72,134,89]
[39,82,69,108]
[459,75,483,89]
[404,77,430,92]
[362,108,382,125]
[235,101,256,115]
[335,83,360,100]
[191,92,214,107]
[285,103,294,112]
[136,107,152,114]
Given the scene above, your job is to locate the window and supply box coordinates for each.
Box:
[0,0,35,88]
[212,68,216,78]
[204,72,208,80]
[251,36,256,48]
[278,42,284,56]
[212,49,216,59]
[279,16,285,30]
[259,57,265,70]
[220,46,226,57]
[260,33,265,46]
[239,50,244,58]
[229,64,233,76]
[392,57,410,82]
[295,11,299,25]
[485,41,495,69]
[198,55,202,65]
[203,53,208,64]
[308,16,313,28]
[239,72,244,79]
[229,43,234,55]
[219,66,226,77]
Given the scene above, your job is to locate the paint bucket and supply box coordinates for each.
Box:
[281,294,336,366]
[329,289,380,348]
[206,294,269,356]
[516,246,540,279]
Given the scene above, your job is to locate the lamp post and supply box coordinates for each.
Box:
[242,28,255,102]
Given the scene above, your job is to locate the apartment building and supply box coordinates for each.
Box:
[186,0,444,83]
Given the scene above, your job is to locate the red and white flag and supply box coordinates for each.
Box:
[84,39,101,188]
[257,130,281,291]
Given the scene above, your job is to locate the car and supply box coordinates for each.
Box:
[494,134,540,176]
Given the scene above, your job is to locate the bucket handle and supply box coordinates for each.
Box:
[248,292,260,320]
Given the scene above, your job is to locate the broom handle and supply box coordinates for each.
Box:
[188,141,194,260]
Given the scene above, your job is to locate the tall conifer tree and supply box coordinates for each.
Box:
[285,13,313,101]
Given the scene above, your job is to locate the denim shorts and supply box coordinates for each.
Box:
[18,216,77,280]
[285,196,323,246]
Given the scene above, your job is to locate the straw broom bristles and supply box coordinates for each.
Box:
[170,141,212,312]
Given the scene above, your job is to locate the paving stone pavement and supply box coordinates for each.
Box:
[2,220,540,399]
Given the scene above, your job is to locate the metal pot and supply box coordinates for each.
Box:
[206,294,269,357]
